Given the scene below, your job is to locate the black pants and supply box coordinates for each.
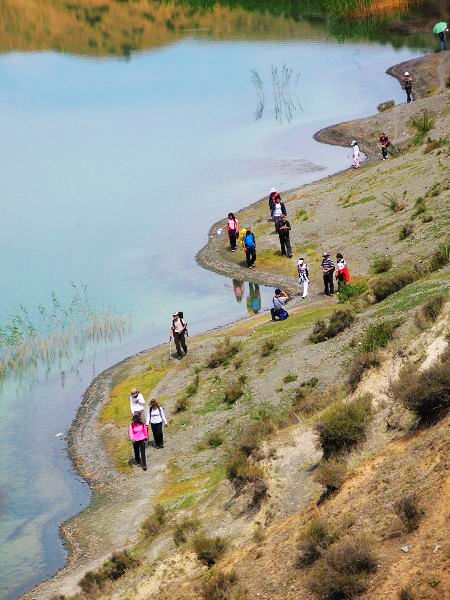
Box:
[151,422,164,448]
[133,440,147,467]
[174,332,187,357]
[246,247,256,267]
[382,146,388,159]
[323,271,334,295]
[279,233,292,257]
[337,273,346,292]
[406,88,412,103]
[229,230,237,250]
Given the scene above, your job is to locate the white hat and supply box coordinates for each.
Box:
[323,251,330,257]
[172,312,179,317]
[351,140,357,146]
[404,71,409,76]
[270,187,277,193]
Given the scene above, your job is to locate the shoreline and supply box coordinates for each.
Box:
[23,48,444,599]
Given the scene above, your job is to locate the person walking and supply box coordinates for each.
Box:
[297,257,310,299]
[243,227,256,268]
[271,288,290,321]
[379,133,390,160]
[272,197,287,231]
[146,399,168,449]
[438,28,448,51]
[336,253,350,292]
[321,252,335,296]
[269,188,281,217]
[402,72,413,103]
[278,214,293,258]
[351,140,361,169]
[170,312,188,359]
[128,414,148,470]
[227,213,239,252]
[130,387,146,421]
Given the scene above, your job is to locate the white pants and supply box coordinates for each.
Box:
[300,279,309,298]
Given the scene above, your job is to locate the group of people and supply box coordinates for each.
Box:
[128,389,168,471]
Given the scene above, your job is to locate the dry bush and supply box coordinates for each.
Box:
[399,223,414,240]
[283,372,298,383]
[309,536,377,599]
[296,518,338,568]
[413,196,426,216]
[174,395,189,412]
[384,191,406,212]
[261,338,275,356]
[79,551,139,594]
[173,516,200,546]
[371,270,416,302]
[393,494,423,532]
[314,460,347,494]
[417,294,447,326]
[253,525,265,543]
[377,99,394,112]
[141,504,166,539]
[239,420,275,457]
[371,256,393,274]
[390,349,450,425]
[310,309,355,343]
[185,372,200,397]
[207,338,241,368]
[224,381,244,405]
[250,476,268,509]
[398,585,417,600]
[202,570,245,600]
[430,244,450,271]
[315,396,373,459]
[192,534,227,567]
[348,352,381,391]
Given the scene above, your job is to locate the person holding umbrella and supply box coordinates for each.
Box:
[433,22,448,51]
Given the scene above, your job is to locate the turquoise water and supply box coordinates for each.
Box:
[0,5,434,598]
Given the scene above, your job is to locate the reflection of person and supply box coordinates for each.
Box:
[439,29,448,52]
[146,399,168,449]
[169,312,188,358]
[232,279,244,303]
[130,387,146,421]
[402,72,413,103]
[247,283,261,314]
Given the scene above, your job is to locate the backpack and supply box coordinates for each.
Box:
[244,232,255,248]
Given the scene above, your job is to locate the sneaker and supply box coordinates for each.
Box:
[231,249,236,252]
[142,467,147,471]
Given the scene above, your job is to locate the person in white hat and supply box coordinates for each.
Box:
[402,71,413,103]
[169,312,188,358]
[129,387,146,421]
[268,187,281,218]
[351,140,360,169]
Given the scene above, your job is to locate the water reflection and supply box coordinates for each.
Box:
[231,280,262,314]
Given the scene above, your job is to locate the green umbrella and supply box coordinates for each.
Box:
[432,22,447,34]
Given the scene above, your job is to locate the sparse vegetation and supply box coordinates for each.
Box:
[408,110,436,145]
[377,99,394,112]
[315,396,373,458]
[393,493,423,532]
[310,309,355,343]
[175,395,189,412]
[430,244,450,271]
[338,282,367,303]
[415,293,447,329]
[79,551,139,594]
[384,191,406,212]
[359,319,400,353]
[202,570,245,600]
[399,223,414,240]
[398,585,418,600]
[207,338,241,368]
[283,372,298,383]
[314,460,347,494]
[413,196,426,216]
[192,533,228,566]
[205,430,225,448]
[185,372,200,397]
[141,504,166,539]
[371,255,393,274]
[348,351,381,391]
[371,269,416,302]
[261,338,275,356]
[294,208,310,221]
[173,516,200,546]
[296,518,338,568]
[224,381,244,405]
[423,136,448,154]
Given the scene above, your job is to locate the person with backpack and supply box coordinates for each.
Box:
[169,312,188,359]
[146,399,168,449]
[379,133,390,160]
[130,387,146,421]
[243,227,256,268]
[227,213,239,252]
[271,288,290,321]
[321,252,335,296]
[297,257,310,299]
[336,253,350,291]
[402,72,413,103]
[278,214,293,258]
[128,414,148,471]
[272,197,287,231]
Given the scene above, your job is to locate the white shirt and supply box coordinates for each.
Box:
[273,296,287,310]
[146,406,168,425]
[353,144,360,157]
[130,393,145,414]
[273,203,283,217]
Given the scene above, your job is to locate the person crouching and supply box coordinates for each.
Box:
[271,288,290,321]
[128,414,148,471]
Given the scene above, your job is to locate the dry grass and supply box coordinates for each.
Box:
[192,533,228,567]
[348,352,381,391]
[207,338,241,368]
[296,518,338,568]
[393,493,423,532]
[309,309,355,343]
[313,460,347,494]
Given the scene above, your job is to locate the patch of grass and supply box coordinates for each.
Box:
[393,493,423,533]
[155,466,225,510]
[371,256,393,274]
[197,430,225,450]
[309,536,377,598]
[141,504,166,539]
[413,196,426,216]
[173,516,200,546]
[421,214,433,223]
[371,269,416,303]
[202,570,245,600]
[398,586,418,600]
[100,366,167,425]
[283,372,298,383]
[408,110,436,145]
[207,338,241,368]
[185,372,200,397]
[313,460,347,494]
[261,338,275,356]
[192,533,228,567]
[348,352,381,391]
[294,208,310,222]
[424,136,448,154]
[296,518,338,568]
[174,395,189,413]
[430,244,450,271]
[399,223,414,240]
[415,293,447,329]
[79,551,139,594]
[338,282,367,303]
[359,319,400,353]
[309,308,355,343]
[224,381,244,405]
[384,191,406,212]
[315,395,373,459]
[377,99,394,112]
[389,348,450,425]
[104,435,134,474]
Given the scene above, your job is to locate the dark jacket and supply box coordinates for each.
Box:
[278,220,291,237]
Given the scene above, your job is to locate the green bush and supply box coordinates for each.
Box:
[296,518,338,568]
[430,244,450,271]
[207,338,241,368]
[309,536,377,598]
[348,352,381,391]
[261,338,275,356]
[393,493,423,533]
[359,320,400,353]
[313,460,347,493]
[315,396,373,459]
[338,282,367,303]
[371,269,416,302]
[413,196,426,216]
[141,504,166,539]
[310,309,355,343]
[283,372,298,383]
[192,533,228,566]
[173,516,200,546]
[408,110,436,144]
[205,430,225,448]
[384,191,406,212]
[389,348,450,425]
[224,381,244,405]
[371,256,393,274]
[79,551,139,594]
[399,223,414,240]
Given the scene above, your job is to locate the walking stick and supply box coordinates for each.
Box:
[169,337,173,360]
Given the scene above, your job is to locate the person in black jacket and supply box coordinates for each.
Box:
[278,215,292,258]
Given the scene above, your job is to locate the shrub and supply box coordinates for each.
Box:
[141,504,166,539]
[393,493,423,532]
[408,110,436,145]
[309,536,377,599]
[224,381,244,405]
[310,309,355,343]
[338,282,367,303]
[239,420,275,457]
[207,338,240,368]
[315,396,373,458]
[430,244,450,271]
[377,99,395,112]
[371,256,393,274]
[413,196,426,216]
[261,338,275,356]
[185,373,200,397]
[384,191,406,212]
[421,214,433,223]
[398,586,417,600]
[296,518,338,568]
[399,223,414,240]
[348,352,381,391]
[371,269,416,302]
[416,293,447,326]
[79,551,139,594]
[283,372,298,383]
[424,136,448,153]
[202,570,244,600]
[206,430,224,448]
[174,395,189,413]
[389,349,450,424]
[309,319,329,343]
[192,533,227,566]
[314,460,347,493]
[250,475,268,509]
[173,516,200,546]
[359,320,400,353]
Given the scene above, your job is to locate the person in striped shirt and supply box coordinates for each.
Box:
[321,252,335,296]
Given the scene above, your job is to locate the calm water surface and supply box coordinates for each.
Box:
[0,1,441,597]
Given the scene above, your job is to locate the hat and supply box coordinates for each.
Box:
[351,140,357,146]
[172,312,179,317]
[131,387,138,395]
[298,257,304,262]
[323,252,330,257]
[404,71,409,76]
[270,187,277,193]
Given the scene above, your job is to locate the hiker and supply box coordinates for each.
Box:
[227,213,239,252]
[351,140,360,169]
[232,279,244,303]
[170,311,188,359]
[379,133,390,160]
[271,288,290,321]
[128,414,148,471]
[243,227,256,268]
[146,399,168,449]
[272,197,287,231]
[439,28,448,51]
[269,188,281,217]
[297,257,310,299]
[278,214,293,258]
[336,253,350,291]
[247,282,261,314]
[130,387,146,421]
[402,72,413,103]
[321,252,335,296]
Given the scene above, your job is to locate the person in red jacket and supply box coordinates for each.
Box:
[336,253,350,292]
[379,133,390,160]
[128,414,148,471]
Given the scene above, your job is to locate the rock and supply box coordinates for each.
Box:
[400,544,412,553]
[432,544,441,553]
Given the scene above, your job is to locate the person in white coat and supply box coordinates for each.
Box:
[351,140,360,169]
[297,257,310,299]
[146,399,168,449]
[130,388,146,421]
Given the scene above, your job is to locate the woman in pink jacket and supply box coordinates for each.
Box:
[128,414,148,471]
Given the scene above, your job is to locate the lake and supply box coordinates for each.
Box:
[0,1,443,598]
